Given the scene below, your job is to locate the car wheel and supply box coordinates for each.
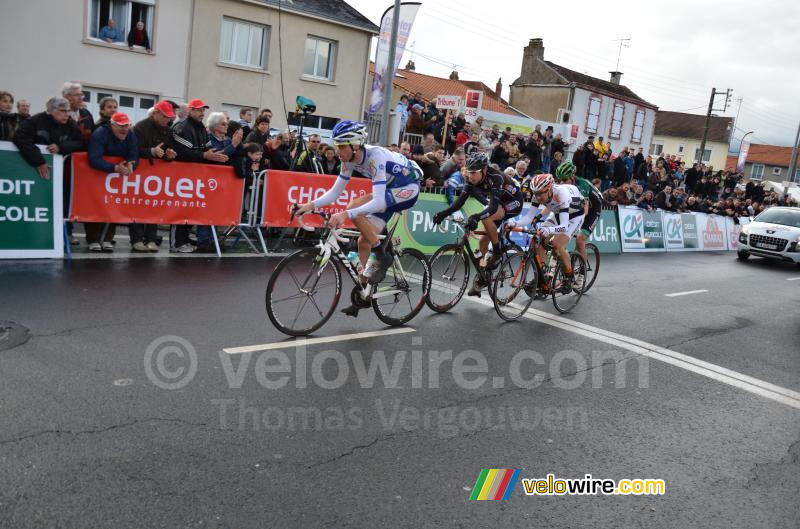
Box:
[736,250,750,261]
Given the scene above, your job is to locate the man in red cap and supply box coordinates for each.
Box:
[86,111,139,252]
[126,100,178,252]
[172,98,228,253]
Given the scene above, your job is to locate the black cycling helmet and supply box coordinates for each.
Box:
[464,151,489,171]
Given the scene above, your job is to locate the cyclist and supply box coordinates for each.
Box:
[510,173,585,290]
[294,120,422,290]
[553,160,602,271]
[432,151,523,296]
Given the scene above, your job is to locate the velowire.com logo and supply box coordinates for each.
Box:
[468,469,521,500]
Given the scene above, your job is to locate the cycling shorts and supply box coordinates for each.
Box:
[580,208,599,237]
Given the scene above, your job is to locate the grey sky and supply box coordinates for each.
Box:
[346,0,800,148]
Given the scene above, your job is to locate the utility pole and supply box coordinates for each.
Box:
[379,0,402,146]
[788,120,800,183]
[698,87,733,166]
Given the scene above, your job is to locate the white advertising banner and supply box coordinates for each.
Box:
[369,2,421,113]
[696,213,729,251]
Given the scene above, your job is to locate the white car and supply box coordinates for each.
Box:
[737,206,800,265]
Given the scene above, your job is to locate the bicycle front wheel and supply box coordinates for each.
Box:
[265,248,342,336]
[551,253,587,314]
[582,243,601,293]
[426,243,470,313]
[372,248,430,326]
[492,251,535,321]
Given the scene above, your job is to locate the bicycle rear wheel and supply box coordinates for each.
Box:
[265,248,342,336]
[551,253,587,314]
[492,251,535,321]
[372,248,431,326]
[582,243,601,293]
[426,243,470,313]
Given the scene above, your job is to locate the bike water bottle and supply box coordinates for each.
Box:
[347,251,364,275]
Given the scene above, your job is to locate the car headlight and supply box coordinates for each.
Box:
[741,225,750,235]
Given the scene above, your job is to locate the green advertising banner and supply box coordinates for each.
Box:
[394,192,484,254]
[0,141,63,258]
[567,209,622,253]
[618,206,665,252]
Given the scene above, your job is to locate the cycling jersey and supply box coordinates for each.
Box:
[437,166,524,221]
[513,183,585,236]
[313,144,422,220]
[574,177,601,237]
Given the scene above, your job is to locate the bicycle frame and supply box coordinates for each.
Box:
[445,218,516,285]
[295,211,405,301]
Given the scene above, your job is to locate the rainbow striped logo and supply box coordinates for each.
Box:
[469,469,521,500]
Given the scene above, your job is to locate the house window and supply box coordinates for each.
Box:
[694,147,712,163]
[609,102,625,140]
[750,164,764,180]
[82,86,157,123]
[88,0,155,48]
[771,166,782,177]
[585,96,601,134]
[304,36,336,80]
[220,17,269,69]
[631,108,645,143]
[287,112,339,141]
[677,143,685,155]
[650,141,663,156]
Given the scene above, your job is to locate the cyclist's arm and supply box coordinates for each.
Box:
[539,209,571,236]
[347,177,387,219]
[312,174,349,208]
[474,189,501,220]
[510,204,545,228]
[437,182,472,218]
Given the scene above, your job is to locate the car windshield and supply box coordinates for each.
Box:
[755,208,800,228]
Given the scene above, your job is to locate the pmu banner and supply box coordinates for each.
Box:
[618,206,665,252]
[70,153,245,225]
[261,170,371,228]
[397,192,486,254]
[0,141,63,258]
[368,2,421,113]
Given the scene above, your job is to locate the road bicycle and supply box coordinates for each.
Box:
[426,216,522,313]
[581,242,600,293]
[491,226,588,320]
[265,208,431,336]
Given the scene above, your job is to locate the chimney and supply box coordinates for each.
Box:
[519,38,544,83]
[495,78,502,97]
[449,70,459,80]
[405,59,415,71]
[609,71,623,85]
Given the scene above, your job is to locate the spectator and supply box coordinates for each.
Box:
[455,126,471,147]
[407,91,424,111]
[616,182,633,206]
[624,150,635,182]
[421,133,437,154]
[633,147,645,175]
[264,130,292,170]
[399,141,412,159]
[245,115,270,152]
[395,95,410,137]
[602,187,620,207]
[444,169,465,205]
[87,112,139,252]
[613,151,628,187]
[470,116,485,135]
[655,185,676,211]
[405,104,437,135]
[99,18,123,43]
[173,102,189,124]
[206,111,244,161]
[320,145,341,175]
[637,190,655,211]
[541,126,553,172]
[16,99,31,120]
[62,82,94,146]
[233,142,267,196]
[237,107,253,138]
[127,21,152,52]
[513,160,529,183]
[94,96,118,129]
[525,131,542,172]
[440,147,465,180]
[0,90,20,141]
[172,99,227,253]
[594,136,609,159]
[295,133,323,173]
[598,153,612,190]
[130,100,177,252]
[412,145,442,188]
[583,139,597,179]
[12,96,82,180]
[572,144,585,177]
[636,156,652,187]
[550,150,563,176]
[551,133,565,157]
[490,139,510,168]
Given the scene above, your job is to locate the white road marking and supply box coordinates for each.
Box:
[453,288,800,409]
[223,327,416,355]
[786,277,800,281]
[664,289,709,297]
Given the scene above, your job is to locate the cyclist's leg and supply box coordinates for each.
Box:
[576,232,588,263]
[347,194,375,266]
[480,205,506,257]
[552,233,572,275]
[365,183,420,283]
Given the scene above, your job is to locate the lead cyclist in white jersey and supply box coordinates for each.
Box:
[507,173,586,287]
[294,120,422,285]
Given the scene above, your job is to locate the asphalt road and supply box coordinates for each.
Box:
[0,251,798,529]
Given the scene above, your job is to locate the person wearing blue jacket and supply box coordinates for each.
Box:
[86,112,139,252]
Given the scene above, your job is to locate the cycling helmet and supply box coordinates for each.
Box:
[530,173,554,194]
[331,120,367,145]
[555,161,576,181]
[464,151,489,171]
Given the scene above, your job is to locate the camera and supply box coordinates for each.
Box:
[296,96,316,114]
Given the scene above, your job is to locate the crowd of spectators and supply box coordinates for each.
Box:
[4,82,797,255]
